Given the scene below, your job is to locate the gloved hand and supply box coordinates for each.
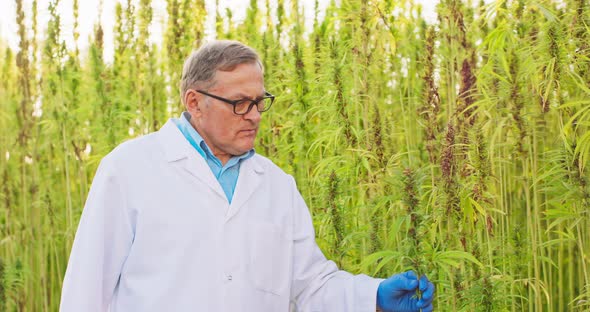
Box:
[376,271,435,312]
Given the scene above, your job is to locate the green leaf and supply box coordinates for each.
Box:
[433,250,484,269]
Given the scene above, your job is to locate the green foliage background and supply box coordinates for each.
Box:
[1,0,589,310]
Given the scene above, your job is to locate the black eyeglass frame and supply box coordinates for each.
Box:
[196,89,275,115]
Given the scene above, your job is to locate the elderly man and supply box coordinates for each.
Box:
[60,40,435,312]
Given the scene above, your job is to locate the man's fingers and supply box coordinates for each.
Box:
[417,281,435,308]
[382,270,418,291]
[421,304,434,312]
[419,275,429,292]
[402,270,418,280]
[394,276,418,291]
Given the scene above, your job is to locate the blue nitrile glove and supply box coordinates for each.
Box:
[377,271,435,312]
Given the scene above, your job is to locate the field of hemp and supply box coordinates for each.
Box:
[0,0,589,310]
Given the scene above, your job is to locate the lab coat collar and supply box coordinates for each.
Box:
[157,119,265,172]
[156,120,265,212]
[159,119,197,163]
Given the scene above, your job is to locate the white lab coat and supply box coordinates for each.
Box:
[60,119,382,312]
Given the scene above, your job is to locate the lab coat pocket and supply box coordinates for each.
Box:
[247,221,290,296]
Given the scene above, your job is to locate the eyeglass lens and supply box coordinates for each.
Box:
[235,99,267,114]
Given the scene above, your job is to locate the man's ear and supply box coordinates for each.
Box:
[184,89,202,115]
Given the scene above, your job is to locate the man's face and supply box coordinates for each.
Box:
[187,62,264,164]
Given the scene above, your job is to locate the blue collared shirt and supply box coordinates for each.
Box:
[173,112,255,203]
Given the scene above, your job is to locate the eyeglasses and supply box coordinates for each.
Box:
[196,90,275,115]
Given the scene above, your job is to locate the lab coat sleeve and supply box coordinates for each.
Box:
[289,177,383,312]
[60,155,135,312]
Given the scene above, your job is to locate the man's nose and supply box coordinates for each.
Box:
[243,105,262,122]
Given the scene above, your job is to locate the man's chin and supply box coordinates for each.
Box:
[232,144,254,156]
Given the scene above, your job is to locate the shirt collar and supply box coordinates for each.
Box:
[178,112,255,165]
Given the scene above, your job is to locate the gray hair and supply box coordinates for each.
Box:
[180,40,262,105]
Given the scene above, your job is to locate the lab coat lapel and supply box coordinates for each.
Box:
[157,120,226,200]
[226,156,264,221]
[178,156,226,200]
